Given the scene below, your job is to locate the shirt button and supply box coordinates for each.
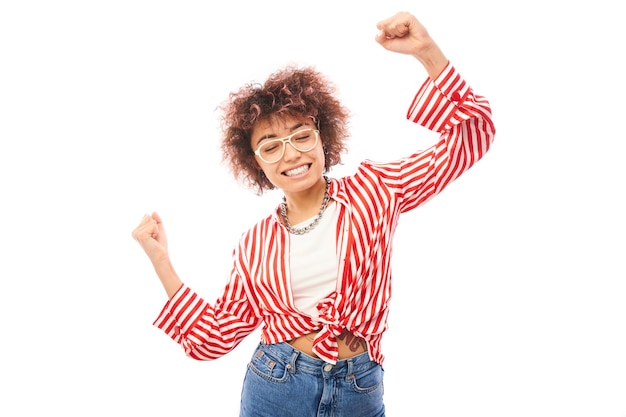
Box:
[323,364,333,372]
[451,91,461,102]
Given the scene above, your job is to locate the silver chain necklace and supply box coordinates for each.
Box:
[280,176,330,235]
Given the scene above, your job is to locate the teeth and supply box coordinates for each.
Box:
[285,165,309,176]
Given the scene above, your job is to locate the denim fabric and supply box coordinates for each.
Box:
[239,342,385,417]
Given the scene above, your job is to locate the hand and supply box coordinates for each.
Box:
[375,12,432,55]
[375,11,447,78]
[131,212,169,262]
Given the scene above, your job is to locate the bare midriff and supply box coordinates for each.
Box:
[288,328,368,359]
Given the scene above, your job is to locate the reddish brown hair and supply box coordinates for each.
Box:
[219,66,350,195]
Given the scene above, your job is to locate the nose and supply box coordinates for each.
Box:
[282,141,302,161]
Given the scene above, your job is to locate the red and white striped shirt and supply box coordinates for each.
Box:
[154,63,496,364]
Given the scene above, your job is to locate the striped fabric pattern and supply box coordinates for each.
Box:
[154,62,496,364]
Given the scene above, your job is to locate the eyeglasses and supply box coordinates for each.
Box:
[253,128,320,164]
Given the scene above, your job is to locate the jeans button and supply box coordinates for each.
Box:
[323,364,332,372]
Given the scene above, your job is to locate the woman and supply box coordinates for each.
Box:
[132,11,495,417]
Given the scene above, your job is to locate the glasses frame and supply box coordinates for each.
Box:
[253,128,320,164]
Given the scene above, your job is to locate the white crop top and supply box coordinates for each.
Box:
[289,201,339,320]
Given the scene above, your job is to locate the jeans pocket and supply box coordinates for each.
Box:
[351,363,384,394]
[247,345,290,384]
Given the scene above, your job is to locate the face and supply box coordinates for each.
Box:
[251,115,325,196]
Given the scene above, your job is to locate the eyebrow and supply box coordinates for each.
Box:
[255,122,307,146]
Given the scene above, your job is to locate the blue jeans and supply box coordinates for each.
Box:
[239,342,385,417]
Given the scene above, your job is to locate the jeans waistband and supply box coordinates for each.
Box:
[259,342,375,376]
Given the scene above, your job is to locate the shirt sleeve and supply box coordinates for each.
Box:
[153,244,262,361]
[364,62,496,213]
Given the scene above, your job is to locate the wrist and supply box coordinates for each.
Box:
[413,42,448,79]
[150,250,171,269]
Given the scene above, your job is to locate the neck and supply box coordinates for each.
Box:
[282,176,329,224]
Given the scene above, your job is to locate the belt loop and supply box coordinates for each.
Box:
[345,358,355,381]
[288,350,299,374]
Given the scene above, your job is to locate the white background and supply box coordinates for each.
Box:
[1,1,625,416]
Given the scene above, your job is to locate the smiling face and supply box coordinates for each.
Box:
[251,115,326,197]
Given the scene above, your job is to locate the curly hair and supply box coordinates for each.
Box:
[218,66,350,195]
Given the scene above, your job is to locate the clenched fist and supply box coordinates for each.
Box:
[375,11,447,79]
[131,212,169,263]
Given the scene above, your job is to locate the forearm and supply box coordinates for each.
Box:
[397,64,495,208]
[151,255,183,298]
[153,278,261,361]
[412,40,448,80]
